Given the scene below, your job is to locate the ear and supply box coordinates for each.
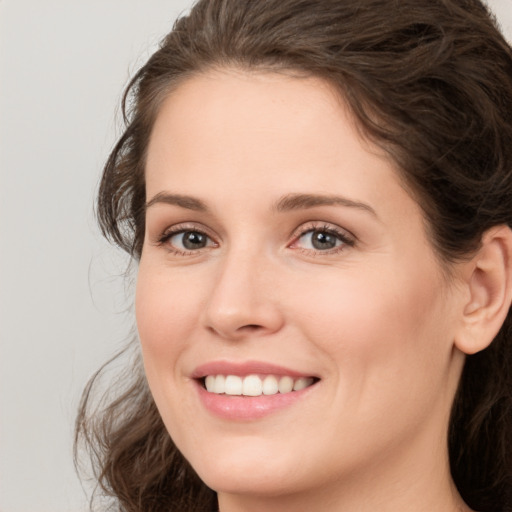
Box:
[454,225,512,355]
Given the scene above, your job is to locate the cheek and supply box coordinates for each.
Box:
[134,264,206,439]
[281,260,456,466]
[288,258,452,389]
[135,264,200,376]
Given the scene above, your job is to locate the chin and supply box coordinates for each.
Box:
[198,465,299,497]
[183,440,306,496]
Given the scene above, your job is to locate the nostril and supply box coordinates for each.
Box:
[238,324,263,332]
[207,324,262,337]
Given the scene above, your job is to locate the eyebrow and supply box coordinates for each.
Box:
[145,191,377,217]
[145,192,208,211]
[274,193,377,216]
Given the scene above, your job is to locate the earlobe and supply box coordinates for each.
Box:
[455,225,512,355]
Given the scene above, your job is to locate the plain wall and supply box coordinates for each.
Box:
[0,2,191,511]
[0,1,511,511]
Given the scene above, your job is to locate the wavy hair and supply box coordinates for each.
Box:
[76,1,512,510]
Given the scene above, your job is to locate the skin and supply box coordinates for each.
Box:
[136,69,476,511]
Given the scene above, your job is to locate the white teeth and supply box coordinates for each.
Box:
[293,377,314,391]
[203,374,315,396]
[213,375,225,394]
[278,376,294,394]
[262,375,279,395]
[205,375,216,392]
[242,374,263,396]
[225,375,243,395]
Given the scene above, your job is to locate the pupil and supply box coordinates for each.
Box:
[183,232,206,249]
[312,231,336,250]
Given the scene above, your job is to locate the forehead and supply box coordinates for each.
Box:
[146,69,401,201]
[147,69,350,163]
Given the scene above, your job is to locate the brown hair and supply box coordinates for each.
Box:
[76,1,512,510]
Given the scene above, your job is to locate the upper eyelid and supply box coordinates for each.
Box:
[159,220,351,235]
[160,222,216,239]
[290,221,355,241]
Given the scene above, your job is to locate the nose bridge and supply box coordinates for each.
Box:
[202,241,283,339]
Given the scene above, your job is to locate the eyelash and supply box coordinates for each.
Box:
[157,223,217,256]
[290,222,355,255]
[156,222,355,256]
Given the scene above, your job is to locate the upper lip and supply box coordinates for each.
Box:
[191,360,318,379]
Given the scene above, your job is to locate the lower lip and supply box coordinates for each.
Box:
[195,380,316,421]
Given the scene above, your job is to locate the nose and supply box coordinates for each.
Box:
[202,249,285,341]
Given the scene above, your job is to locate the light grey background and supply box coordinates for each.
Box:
[0,1,511,511]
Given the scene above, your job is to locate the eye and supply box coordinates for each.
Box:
[159,227,217,254]
[298,230,342,250]
[291,224,354,253]
[306,230,341,250]
[172,230,210,249]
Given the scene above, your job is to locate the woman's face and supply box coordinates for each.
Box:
[137,70,466,506]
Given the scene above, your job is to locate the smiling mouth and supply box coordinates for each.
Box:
[201,374,319,397]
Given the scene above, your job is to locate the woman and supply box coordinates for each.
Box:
[76,0,512,511]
